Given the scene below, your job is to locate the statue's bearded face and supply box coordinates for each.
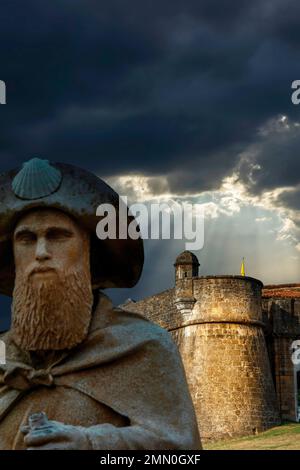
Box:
[11,208,94,351]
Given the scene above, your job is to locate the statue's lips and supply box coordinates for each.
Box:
[30,267,56,276]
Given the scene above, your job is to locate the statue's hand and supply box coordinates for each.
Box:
[21,420,92,450]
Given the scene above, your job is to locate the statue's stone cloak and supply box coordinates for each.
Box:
[0,293,201,450]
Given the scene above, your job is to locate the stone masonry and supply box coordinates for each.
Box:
[123,251,300,441]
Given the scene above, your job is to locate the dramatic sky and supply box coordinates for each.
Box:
[1,0,300,329]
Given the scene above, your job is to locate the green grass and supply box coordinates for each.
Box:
[204,422,300,450]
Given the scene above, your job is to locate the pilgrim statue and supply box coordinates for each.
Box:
[0,158,201,450]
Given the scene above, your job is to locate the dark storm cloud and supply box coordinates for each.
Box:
[237,118,300,198]
[2,1,300,329]
[277,187,300,211]
[0,0,300,194]
[275,185,300,229]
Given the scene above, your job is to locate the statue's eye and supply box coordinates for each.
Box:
[15,231,36,243]
[46,228,73,240]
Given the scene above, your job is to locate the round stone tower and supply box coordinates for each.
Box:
[172,272,280,441]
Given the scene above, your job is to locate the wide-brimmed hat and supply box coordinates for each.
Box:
[0,158,144,296]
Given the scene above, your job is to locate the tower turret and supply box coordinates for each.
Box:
[174,251,199,317]
[174,250,199,280]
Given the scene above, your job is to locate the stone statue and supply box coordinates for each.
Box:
[0,158,201,450]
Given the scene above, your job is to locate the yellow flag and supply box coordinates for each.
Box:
[240,258,245,276]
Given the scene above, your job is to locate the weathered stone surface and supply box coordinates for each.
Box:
[121,288,179,330]
[172,323,279,440]
[123,252,300,441]
[173,277,280,441]
[263,289,300,421]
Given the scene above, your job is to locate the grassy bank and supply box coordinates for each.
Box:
[204,422,300,450]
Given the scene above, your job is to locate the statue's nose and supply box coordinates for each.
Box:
[35,238,51,261]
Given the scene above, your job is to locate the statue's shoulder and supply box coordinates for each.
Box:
[0,330,8,341]
[114,305,151,323]
[95,291,173,345]
[112,305,174,346]
[113,303,160,326]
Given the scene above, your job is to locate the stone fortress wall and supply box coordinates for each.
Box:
[123,251,300,441]
[263,285,300,422]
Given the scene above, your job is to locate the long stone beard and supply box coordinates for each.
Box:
[11,268,94,352]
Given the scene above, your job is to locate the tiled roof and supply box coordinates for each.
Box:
[263,284,300,299]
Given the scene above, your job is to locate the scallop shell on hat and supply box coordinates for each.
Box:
[12,158,62,200]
